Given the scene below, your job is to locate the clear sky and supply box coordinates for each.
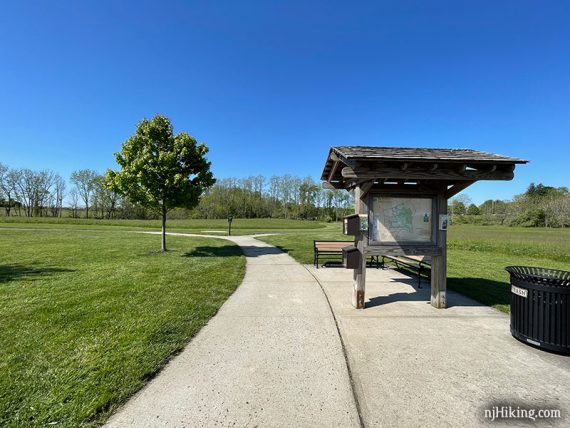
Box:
[0,1,568,204]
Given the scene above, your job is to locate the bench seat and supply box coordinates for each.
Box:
[314,240,380,269]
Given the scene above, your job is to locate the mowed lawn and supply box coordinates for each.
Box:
[259,224,570,313]
[0,216,326,235]
[0,228,245,427]
[1,220,569,426]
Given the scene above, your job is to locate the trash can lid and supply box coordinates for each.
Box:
[505,266,570,287]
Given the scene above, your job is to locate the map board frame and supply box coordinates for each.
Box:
[367,193,437,246]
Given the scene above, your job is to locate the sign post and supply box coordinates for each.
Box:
[227,215,233,236]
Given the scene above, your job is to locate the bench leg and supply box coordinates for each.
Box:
[374,256,379,269]
[418,266,422,289]
[314,251,318,269]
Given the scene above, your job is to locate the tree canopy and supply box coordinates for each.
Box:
[106,115,215,251]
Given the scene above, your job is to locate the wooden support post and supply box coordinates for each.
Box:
[352,185,368,309]
[431,190,448,308]
[352,232,366,309]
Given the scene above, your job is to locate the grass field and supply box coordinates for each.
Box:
[1,219,569,425]
[0,216,325,235]
[0,228,245,427]
[257,224,570,313]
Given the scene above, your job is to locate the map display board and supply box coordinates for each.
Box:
[370,196,434,244]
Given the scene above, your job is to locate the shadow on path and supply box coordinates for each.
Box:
[182,245,282,258]
[238,246,284,257]
[365,276,488,309]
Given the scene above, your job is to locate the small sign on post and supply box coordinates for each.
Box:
[439,214,448,231]
[343,214,360,235]
[342,245,361,269]
[227,215,233,236]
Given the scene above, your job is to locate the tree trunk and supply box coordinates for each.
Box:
[161,205,167,253]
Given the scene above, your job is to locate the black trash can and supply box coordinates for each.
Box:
[505,266,570,355]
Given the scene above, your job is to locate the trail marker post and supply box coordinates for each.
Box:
[227,215,233,236]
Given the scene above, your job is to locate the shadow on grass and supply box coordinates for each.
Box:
[448,277,510,309]
[0,263,75,283]
[182,245,243,258]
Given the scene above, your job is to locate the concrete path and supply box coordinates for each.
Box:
[106,234,360,427]
[108,233,569,427]
[308,265,570,427]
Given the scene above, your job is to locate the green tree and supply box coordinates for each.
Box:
[466,203,480,215]
[106,115,215,252]
[451,200,466,215]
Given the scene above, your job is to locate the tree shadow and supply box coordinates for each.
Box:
[0,263,75,284]
[183,245,284,258]
[264,244,294,255]
[238,246,284,257]
[182,245,243,258]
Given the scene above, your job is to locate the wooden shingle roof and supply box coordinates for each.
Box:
[321,146,527,187]
[330,146,527,164]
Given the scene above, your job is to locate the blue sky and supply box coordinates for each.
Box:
[0,0,568,204]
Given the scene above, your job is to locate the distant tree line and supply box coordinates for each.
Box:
[0,163,352,221]
[450,183,570,227]
[0,164,66,218]
[1,161,567,227]
[193,176,352,220]
[0,164,130,219]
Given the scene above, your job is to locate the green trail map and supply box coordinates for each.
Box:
[371,196,433,243]
[388,203,414,233]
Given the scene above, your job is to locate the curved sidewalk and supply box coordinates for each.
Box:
[106,234,360,427]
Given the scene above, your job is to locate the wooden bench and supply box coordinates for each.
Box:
[381,255,432,288]
[313,240,380,269]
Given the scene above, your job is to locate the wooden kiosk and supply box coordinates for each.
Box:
[321,146,527,309]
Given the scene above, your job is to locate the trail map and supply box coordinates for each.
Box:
[370,196,433,243]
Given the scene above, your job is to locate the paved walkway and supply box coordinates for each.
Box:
[106,234,360,427]
[108,233,570,427]
[309,265,570,427]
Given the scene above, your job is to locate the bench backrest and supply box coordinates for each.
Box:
[404,255,432,264]
[314,241,353,252]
